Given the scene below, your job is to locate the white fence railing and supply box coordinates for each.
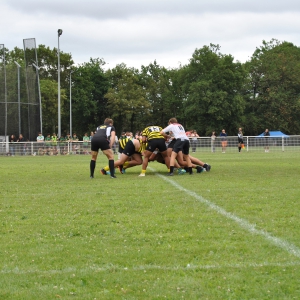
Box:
[0,136,299,156]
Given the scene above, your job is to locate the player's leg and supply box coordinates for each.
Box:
[90,150,98,178]
[102,148,116,178]
[139,150,152,176]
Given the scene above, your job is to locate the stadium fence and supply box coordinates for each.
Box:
[0,136,300,156]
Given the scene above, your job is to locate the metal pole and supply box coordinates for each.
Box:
[32,63,42,134]
[14,61,21,135]
[57,29,63,138]
[70,71,73,137]
[1,44,8,138]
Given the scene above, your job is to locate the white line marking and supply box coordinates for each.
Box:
[2,261,300,275]
[150,167,300,259]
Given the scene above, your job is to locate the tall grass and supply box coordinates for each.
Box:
[1,151,300,299]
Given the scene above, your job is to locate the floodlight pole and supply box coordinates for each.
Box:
[69,70,74,137]
[57,29,63,138]
[14,61,21,135]
[1,44,8,138]
[32,62,43,134]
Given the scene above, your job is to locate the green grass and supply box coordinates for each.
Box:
[1,152,300,299]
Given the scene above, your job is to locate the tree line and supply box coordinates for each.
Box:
[2,38,300,139]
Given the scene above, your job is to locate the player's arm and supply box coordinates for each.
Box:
[160,130,170,140]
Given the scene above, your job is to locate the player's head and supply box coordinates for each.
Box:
[104,118,113,125]
[168,118,177,124]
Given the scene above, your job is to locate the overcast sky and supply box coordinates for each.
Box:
[1,0,300,69]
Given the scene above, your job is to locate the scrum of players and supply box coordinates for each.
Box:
[97,117,211,178]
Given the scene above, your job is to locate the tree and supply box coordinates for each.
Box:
[105,63,149,133]
[40,79,67,134]
[181,44,246,135]
[65,58,110,137]
[245,39,300,134]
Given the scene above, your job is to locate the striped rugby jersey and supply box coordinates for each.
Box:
[142,126,164,140]
[119,137,147,154]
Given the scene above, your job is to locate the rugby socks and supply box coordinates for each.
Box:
[90,160,96,177]
[169,166,174,174]
[238,147,241,152]
[109,160,115,176]
[188,167,193,174]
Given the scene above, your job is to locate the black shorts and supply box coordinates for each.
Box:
[122,140,136,156]
[146,138,167,153]
[91,137,110,152]
[264,138,269,146]
[167,138,176,149]
[238,138,243,144]
[173,139,190,155]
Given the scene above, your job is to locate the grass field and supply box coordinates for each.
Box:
[1,151,300,299]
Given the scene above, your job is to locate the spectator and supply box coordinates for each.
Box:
[220,129,227,153]
[36,132,44,155]
[90,131,94,141]
[263,128,270,152]
[43,134,51,155]
[83,133,90,155]
[58,134,66,155]
[65,133,72,142]
[72,133,79,154]
[190,130,199,153]
[211,131,216,153]
[51,133,58,154]
[17,133,26,155]
[237,127,244,152]
[36,132,44,143]
[72,133,79,141]
[9,134,17,156]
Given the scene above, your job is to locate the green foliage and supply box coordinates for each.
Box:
[244,39,300,134]
[1,153,300,299]
[40,79,67,134]
[67,58,110,136]
[181,44,246,135]
[3,39,300,137]
[140,61,176,126]
[105,63,150,133]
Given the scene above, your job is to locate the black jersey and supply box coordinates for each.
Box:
[94,124,115,140]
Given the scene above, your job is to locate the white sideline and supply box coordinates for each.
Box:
[150,167,300,259]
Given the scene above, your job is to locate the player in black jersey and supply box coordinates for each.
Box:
[90,118,116,179]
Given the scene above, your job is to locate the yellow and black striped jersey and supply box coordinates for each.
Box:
[119,137,133,150]
[138,141,147,153]
[119,137,147,154]
[142,126,164,140]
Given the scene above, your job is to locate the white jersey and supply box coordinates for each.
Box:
[162,123,189,140]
